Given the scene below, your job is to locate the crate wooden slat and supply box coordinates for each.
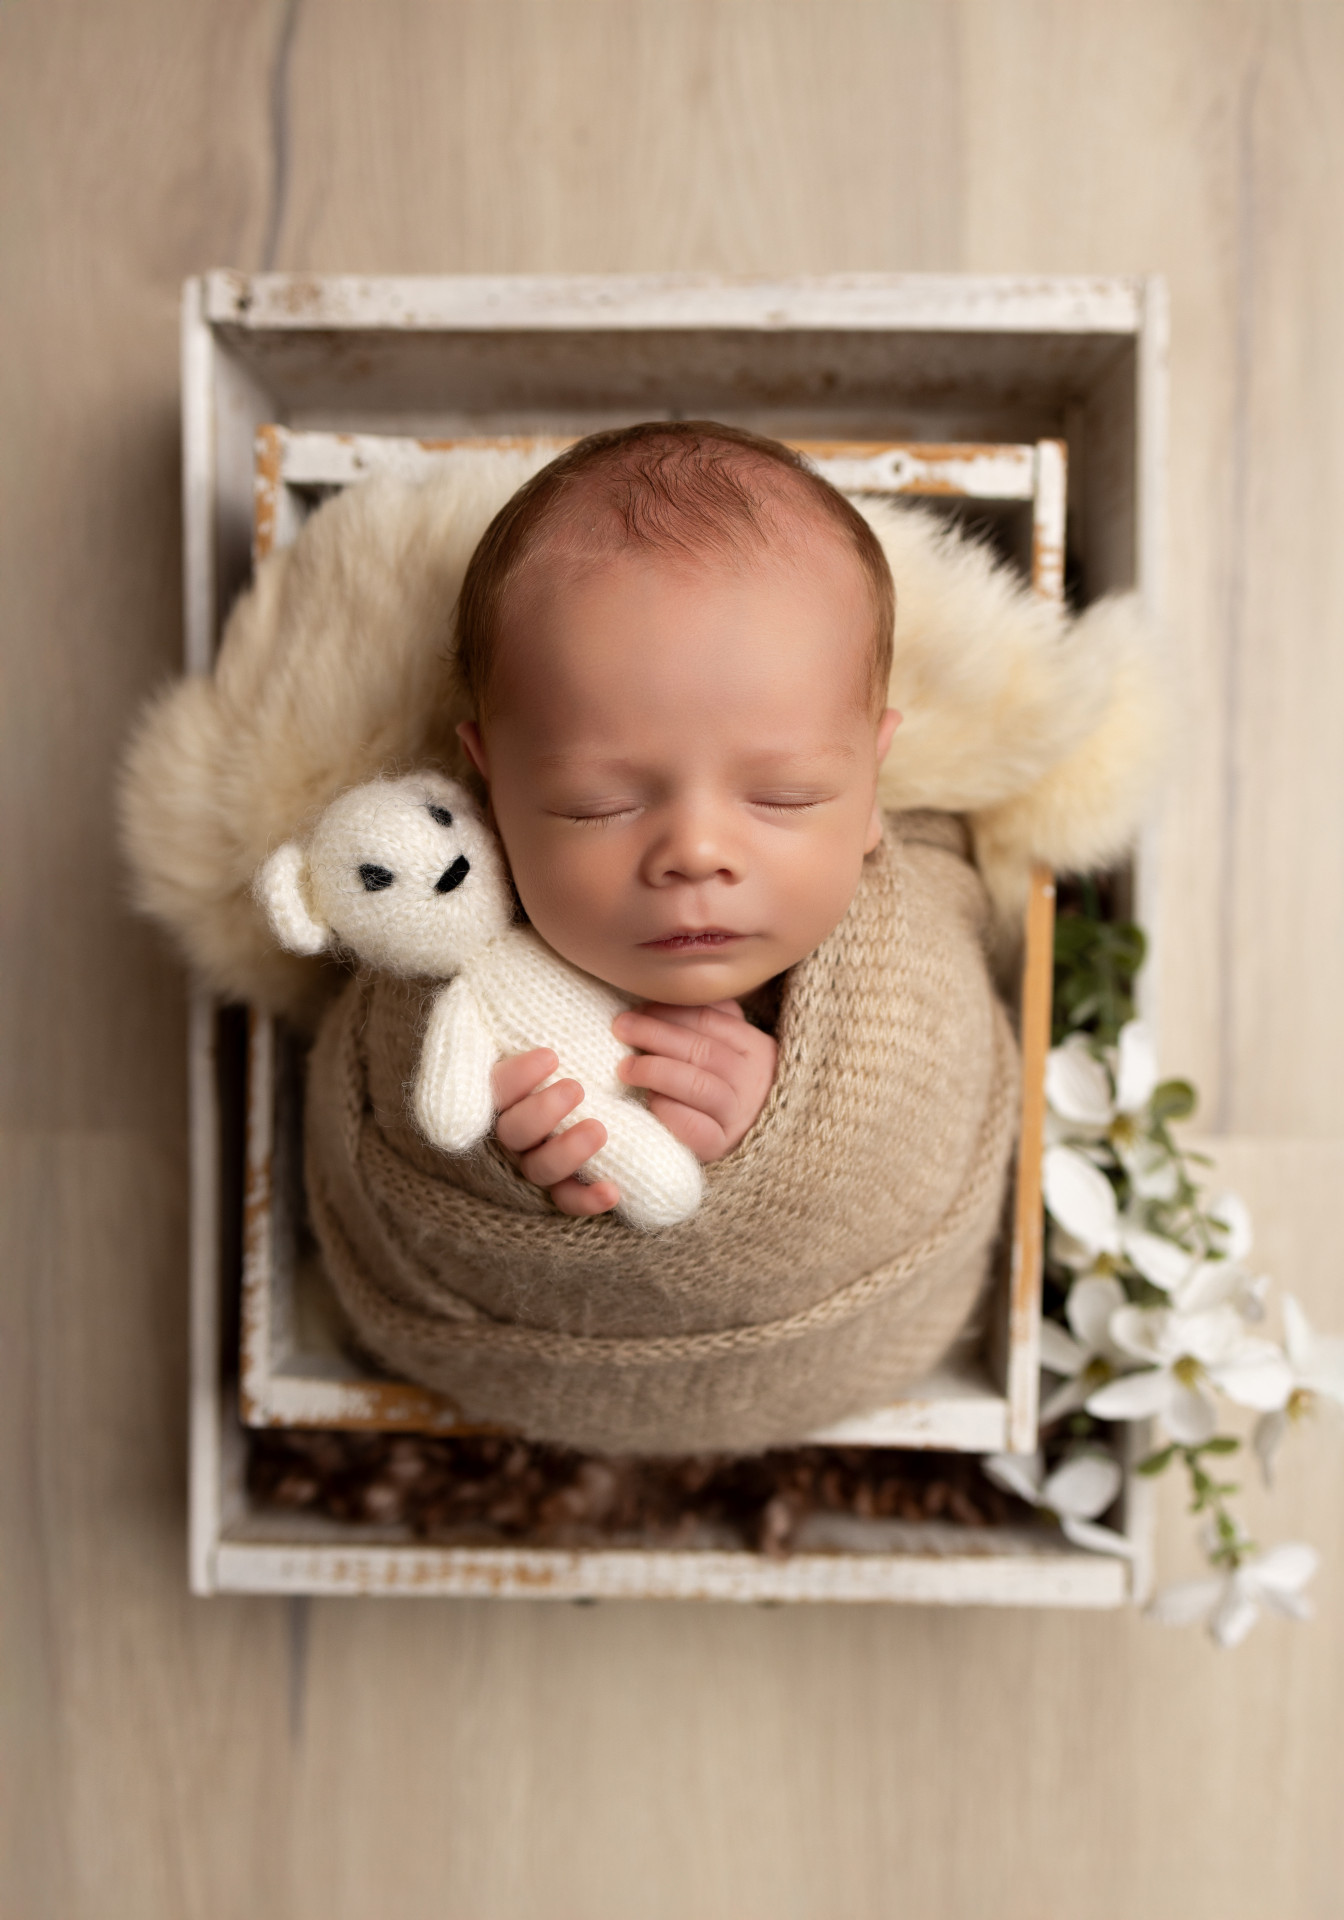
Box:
[213,1537,1129,1607]
[184,271,1167,1603]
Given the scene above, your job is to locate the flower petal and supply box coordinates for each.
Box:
[1284,1295,1344,1403]
[1282,1293,1313,1370]
[1209,1581,1261,1648]
[1172,1260,1243,1314]
[1125,1147,1181,1203]
[1163,1381,1217,1447]
[1123,1228,1197,1294]
[1252,1409,1288,1488]
[1067,1273,1129,1354]
[1212,1344,1294,1412]
[1045,1037,1115,1127]
[1039,1375,1092,1424]
[1114,1021,1158,1114]
[1109,1305,1176,1365]
[1180,1304,1250,1366]
[1044,1451,1123,1520]
[1147,1577,1223,1626]
[1238,1274,1270,1324]
[1246,1542,1319,1595]
[982,1452,1044,1505]
[1060,1515,1137,1557]
[1043,1146,1120,1254]
[1087,1368,1173,1421]
[1038,1318,1087,1376]
[1209,1191,1253,1262]
[1257,1587,1314,1624]
[1049,1223,1099,1272]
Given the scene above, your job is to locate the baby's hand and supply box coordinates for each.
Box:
[612,999,778,1162]
[491,1050,620,1218]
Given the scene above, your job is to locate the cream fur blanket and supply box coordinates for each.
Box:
[119,446,1165,1017]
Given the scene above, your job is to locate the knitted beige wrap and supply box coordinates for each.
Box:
[305,811,1019,1454]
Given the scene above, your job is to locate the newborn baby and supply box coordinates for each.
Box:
[450,419,901,1216]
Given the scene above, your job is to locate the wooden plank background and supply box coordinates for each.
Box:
[2,3,1341,1915]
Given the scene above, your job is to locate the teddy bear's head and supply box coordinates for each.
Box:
[255,772,513,977]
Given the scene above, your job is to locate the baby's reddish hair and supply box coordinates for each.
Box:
[454,420,895,721]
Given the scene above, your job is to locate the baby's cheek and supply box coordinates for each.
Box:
[510,835,624,958]
[771,842,866,959]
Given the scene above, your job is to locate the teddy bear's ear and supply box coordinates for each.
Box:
[255,842,331,955]
[417,768,471,815]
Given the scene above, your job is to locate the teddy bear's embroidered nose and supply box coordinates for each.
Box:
[435,855,470,894]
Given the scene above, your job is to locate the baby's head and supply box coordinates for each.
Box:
[454,421,900,1005]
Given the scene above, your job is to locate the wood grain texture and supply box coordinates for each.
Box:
[3,3,1343,1917]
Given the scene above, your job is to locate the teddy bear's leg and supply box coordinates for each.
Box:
[580,1094,705,1231]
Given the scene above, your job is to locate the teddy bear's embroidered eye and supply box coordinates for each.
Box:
[435,855,470,894]
[426,803,453,827]
[359,864,395,892]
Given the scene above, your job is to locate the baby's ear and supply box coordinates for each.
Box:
[255,842,331,955]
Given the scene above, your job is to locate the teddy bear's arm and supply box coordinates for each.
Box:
[413,975,498,1154]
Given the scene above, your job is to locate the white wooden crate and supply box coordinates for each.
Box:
[184,273,1166,1603]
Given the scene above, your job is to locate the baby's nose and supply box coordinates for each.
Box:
[644,812,741,885]
[434,855,470,894]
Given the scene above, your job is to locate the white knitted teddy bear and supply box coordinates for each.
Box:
[255,772,705,1232]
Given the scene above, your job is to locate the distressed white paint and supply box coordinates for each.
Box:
[204,270,1146,337]
[187,991,224,1597]
[213,1536,1129,1607]
[180,280,216,678]
[267,425,1042,500]
[811,445,1036,498]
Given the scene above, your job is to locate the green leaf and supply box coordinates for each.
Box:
[1198,1435,1241,1456]
[1150,1079,1197,1124]
[1137,1445,1176,1477]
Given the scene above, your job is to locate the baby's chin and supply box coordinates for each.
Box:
[573,945,785,1007]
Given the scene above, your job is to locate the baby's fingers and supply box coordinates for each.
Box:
[618,1051,737,1131]
[643,1094,726,1162]
[495,1076,583,1154]
[518,1116,607,1190]
[612,1010,745,1085]
[549,1175,620,1217]
[492,1047,558,1109]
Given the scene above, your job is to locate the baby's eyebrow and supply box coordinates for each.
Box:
[532,751,645,775]
[735,744,864,773]
[534,744,859,775]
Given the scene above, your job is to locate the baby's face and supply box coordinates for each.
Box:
[460,535,898,1006]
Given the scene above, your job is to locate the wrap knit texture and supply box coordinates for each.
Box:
[305,810,1019,1454]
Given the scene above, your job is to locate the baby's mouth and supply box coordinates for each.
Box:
[639,928,743,952]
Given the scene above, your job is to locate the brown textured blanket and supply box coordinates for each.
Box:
[304,810,1019,1454]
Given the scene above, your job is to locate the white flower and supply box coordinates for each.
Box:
[1038,1274,1133,1422]
[1046,1021,1156,1132]
[1148,1543,1318,1648]
[1252,1295,1344,1483]
[1086,1304,1293,1446]
[983,1448,1133,1556]
[1043,1144,1125,1254]
[1124,1226,1200,1293]
[1208,1191,1253,1262]
[1167,1256,1269,1321]
[1043,1145,1199,1291]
